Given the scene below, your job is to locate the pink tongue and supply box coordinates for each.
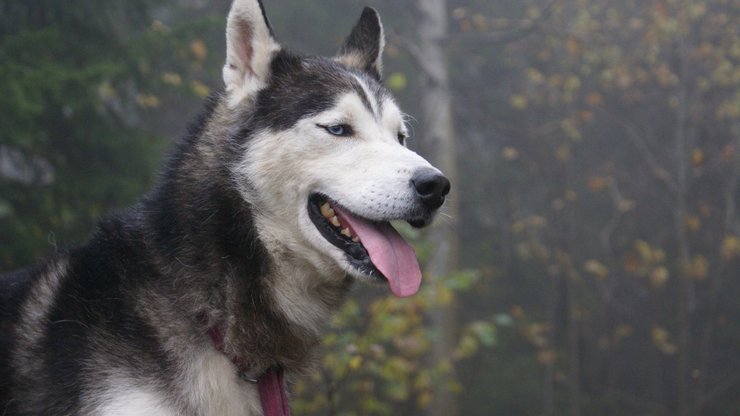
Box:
[333,207,422,297]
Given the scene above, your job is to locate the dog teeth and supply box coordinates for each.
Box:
[343,227,361,243]
[320,202,335,219]
[330,216,341,227]
[319,200,360,242]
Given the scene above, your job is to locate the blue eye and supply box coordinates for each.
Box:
[321,124,353,137]
[328,125,345,135]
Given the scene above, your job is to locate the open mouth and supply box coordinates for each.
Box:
[307,194,422,297]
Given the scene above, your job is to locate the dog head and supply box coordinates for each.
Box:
[225,0,450,297]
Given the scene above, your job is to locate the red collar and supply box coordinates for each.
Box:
[205,324,291,416]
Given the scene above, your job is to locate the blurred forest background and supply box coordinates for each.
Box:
[1,0,739,415]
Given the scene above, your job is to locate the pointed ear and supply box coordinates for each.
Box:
[223,0,280,106]
[336,7,386,80]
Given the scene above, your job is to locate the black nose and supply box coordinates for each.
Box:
[411,168,451,209]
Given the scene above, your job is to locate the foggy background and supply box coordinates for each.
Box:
[1,0,738,415]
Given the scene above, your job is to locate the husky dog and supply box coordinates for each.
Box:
[0,0,450,415]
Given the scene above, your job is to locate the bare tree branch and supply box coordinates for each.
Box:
[445,0,561,44]
[598,109,681,196]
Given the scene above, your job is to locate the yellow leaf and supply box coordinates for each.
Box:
[510,305,525,320]
[455,334,479,359]
[655,64,679,87]
[560,119,581,140]
[387,72,407,91]
[586,92,604,106]
[537,349,557,365]
[161,72,182,87]
[614,324,633,340]
[635,240,652,260]
[587,175,608,191]
[698,202,712,218]
[136,93,160,108]
[526,68,545,85]
[526,6,541,20]
[618,199,636,212]
[721,235,740,260]
[472,13,488,31]
[623,253,640,274]
[684,215,701,232]
[579,110,594,123]
[690,255,709,281]
[98,82,117,99]
[651,327,677,355]
[150,20,169,33]
[511,221,526,233]
[437,286,454,306]
[349,356,363,370]
[565,37,582,57]
[691,148,705,167]
[452,7,469,20]
[190,39,208,61]
[649,266,669,288]
[191,81,211,98]
[417,391,433,409]
[510,94,528,109]
[555,144,571,162]
[564,76,581,93]
[584,259,609,280]
[502,146,520,161]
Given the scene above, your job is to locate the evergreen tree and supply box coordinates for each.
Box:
[0,0,166,269]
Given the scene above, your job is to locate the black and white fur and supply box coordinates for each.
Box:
[0,1,449,415]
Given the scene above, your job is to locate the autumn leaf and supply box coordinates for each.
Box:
[691,148,705,167]
[684,215,702,232]
[587,175,608,191]
[537,349,557,365]
[161,71,182,87]
[136,93,159,108]
[586,92,605,106]
[387,72,407,91]
[651,327,677,355]
[649,266,670,288]
[584,259,609,280]
[502,146,520,161]
[190,80,210,98]
[683,255,709,280]
[510,94,528,109]
[190,39,208,61]
[721,235,740,260]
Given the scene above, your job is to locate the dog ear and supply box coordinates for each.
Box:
[336,7,386,80]
[223,0,280,106]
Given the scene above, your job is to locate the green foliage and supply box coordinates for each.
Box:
[292,269,498,415]
[0,1,170,268]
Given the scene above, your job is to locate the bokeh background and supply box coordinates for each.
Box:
[1,1,739,415]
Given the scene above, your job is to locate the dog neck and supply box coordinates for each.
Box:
[269,258,352,334]
[204,321,291,416]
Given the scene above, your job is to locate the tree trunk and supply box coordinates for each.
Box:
[674,45,693,416]
[414,1,460,415]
